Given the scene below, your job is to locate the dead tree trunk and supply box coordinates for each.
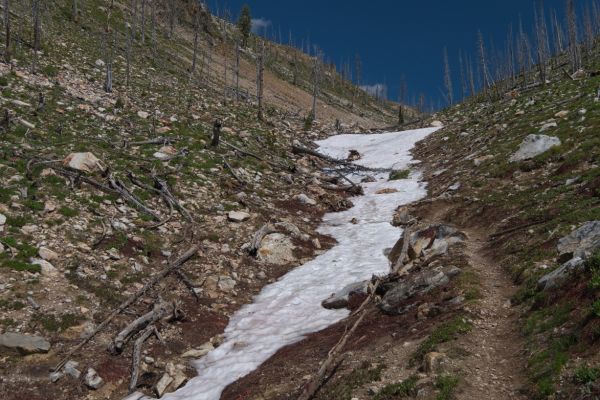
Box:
[211,119,221,147]
[566,0,581,73]
[168,0,176,38]
[140,0,146,43]
[311,49,321,120]
[125,20,133,91]
[103,1,114,93]
[150,0,157,62]
[443,46,453,105]
[30,0,41,73]
[235,41,240,101]
[4,0,10,63]
[257,41,265,121]
[71,0,78,22]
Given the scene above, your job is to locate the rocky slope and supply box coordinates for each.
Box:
[218,46,600,400]
[0,1,405,399]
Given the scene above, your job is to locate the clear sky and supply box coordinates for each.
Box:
[207,0,570,108]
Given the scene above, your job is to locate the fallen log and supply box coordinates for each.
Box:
[249,223,278,256]
[110,302,172,354]
[52,245,200,372]
[128,325,160,393]
[107,173,161,221]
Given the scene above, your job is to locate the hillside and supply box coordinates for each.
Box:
[0,1,407,400]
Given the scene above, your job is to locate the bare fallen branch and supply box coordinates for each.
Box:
[52,245,200,372]
[249,223,278,256]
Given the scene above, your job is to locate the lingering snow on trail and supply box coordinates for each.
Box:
[165,128,438,400]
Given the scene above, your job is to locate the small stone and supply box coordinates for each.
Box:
[430,120,444,127]
[182,342,214,358]
[44,201,57,213]
[38,247,59,261]
[63,152,104,174]
[84,368,103,390]
[137,111,149,119]
[95,59,105,67]
[0,213,5,225]
[49,371,63,382]
[424,352,449,374]
[64,360,81,379]
[218,276,236,292]
[295,194,317,206]
[555,110,569,118]
[227,211,250,222]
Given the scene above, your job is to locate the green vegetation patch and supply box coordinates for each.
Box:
[321,362,384,400]
[389,170,410,180]
[374,376,418,399]
[410,317,472,366]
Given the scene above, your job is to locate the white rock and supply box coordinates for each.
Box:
[509,134,561,162]
[227,211,250,222]
[137,111,149,119]
[430,120,444,127]
[0,213,5,225]
[62,152,104,173]
[84,368,103,390]
[539,121,558,132]
[94,59,105,67]
[555,110,569,118]
[30,259,58,276]
[182,342,214,358]
[218,276,236,292]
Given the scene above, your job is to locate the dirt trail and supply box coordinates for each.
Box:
[457,229,528,400]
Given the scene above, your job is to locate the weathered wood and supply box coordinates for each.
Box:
[249,223,277,256]
[128,324,159,393]
[110,302,172,354]
[392,226,413,274]
[108,173,161,221]
[52,245,200,372]
[223,157,245,184]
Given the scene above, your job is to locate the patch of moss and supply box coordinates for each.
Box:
[374,376,418,399]
[410,317,472,365]
[434,374,459,400]
[389,169,410,180]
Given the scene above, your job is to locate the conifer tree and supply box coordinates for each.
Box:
[237,4,251,47]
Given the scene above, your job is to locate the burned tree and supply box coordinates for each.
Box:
[4,0,10,63]
[310,48,322,121]
[256,40,265,120]
[443,46,454,105]
[566,0,581,72]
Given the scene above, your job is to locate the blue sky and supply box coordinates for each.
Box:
[207,0,569,108]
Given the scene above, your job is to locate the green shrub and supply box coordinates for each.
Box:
[435,375,459,400]
[374,376,418,399]
[574,365,600,384]
[389,169,410,180]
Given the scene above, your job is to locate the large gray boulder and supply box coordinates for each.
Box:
[509,134,561,162]
[557,221,600,259]
[0,332,51,355]
[380,266,461,314]
[538,257,585,291]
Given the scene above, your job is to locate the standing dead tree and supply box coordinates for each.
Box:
[566,0,581,73]
[4,0,10,63]
[534,2,550,85]
[71,0,78,22]
[256,40,265,120]
[477,31,492,94]
[310,47,322,121]
[103,1,115,93]
[30,0,41,73]
[443,46,454,105]
[235,41,240,101]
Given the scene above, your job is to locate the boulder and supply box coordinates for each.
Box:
[538,257,585,291]
[38,247,59,261]
[62,152,105,173]
[30,259,58,276]
[557,221,600,259]
[227,211,250,222]
[392,207,413,227]
[217,276,236,292]
[95,59,105,67]
[321,281,369,309]
[473,155,494,167]
[380,266,460,314]
[153,145,178,160]
[0,213,5,225]
[257,233,296,264]
[84,368,103,389]
[509,134,561,162]
[0,332,50,355]
[388,225,466,265]
[64,360,81,379]
[137,111,149,119]
[430,120,444,127]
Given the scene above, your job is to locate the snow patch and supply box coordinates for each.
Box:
[164,127,438,400]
